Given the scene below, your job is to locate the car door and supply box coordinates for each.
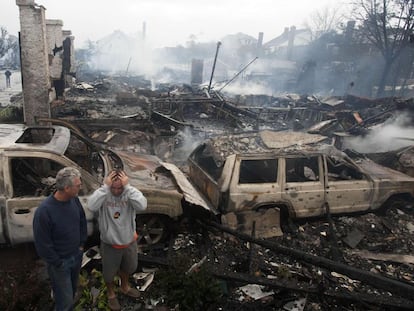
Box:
[4,152,97,245]
[323,155,373,214]
[187,145,225,210]
[228,156,281,212]
[281,155,326,218]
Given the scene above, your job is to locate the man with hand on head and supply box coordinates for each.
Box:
[33,166,86,311]
[87,169,147,311]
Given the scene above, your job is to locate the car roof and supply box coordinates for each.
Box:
[0,124,70,154]
[199,130,333,162]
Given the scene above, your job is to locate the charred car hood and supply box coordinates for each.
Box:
[357,157,414,181]
[116,151,216,214]
[116,151,179,190]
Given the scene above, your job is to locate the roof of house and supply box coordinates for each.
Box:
[263,28,312,49]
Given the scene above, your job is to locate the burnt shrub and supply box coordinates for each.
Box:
[152,255,223,311]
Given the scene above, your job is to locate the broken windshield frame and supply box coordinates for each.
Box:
[190,144,225,181]
[63,130,122,182]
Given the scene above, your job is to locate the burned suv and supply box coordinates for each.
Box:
[187,130,414,238]
[0,123,198,246]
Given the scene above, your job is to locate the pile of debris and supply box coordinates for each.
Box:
[50,75,414,171]
[54,78,414,310]
[3,73,414,310]
[2,200,413,310]
[70,202,414,310]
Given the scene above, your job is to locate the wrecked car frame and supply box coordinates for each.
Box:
[0,123,194,246]
[186,130,414,238]
[3,123,413,246]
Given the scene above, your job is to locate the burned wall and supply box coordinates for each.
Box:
[45,19,63,80]
[16,0,51,125]
[16,0,77,123]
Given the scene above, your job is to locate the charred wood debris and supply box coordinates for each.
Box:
[9,75,414,310]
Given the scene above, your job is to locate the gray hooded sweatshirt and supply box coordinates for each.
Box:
[87,184,147,245]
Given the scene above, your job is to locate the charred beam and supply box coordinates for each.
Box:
[218,57,258,92]
[138,254,169,267]
[138,252,414,310]
[208,41,221,92]
[213,270,414,310]
[210,97,258,119]
[72,118,153,131]
[213,269,318,293]
[151,110,194,128]
[202,220,414,300]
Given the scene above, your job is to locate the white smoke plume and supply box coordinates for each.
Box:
[219,80,274,96]
[173,127,205,163]
[343,113,414,153]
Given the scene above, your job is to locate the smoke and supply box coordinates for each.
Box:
[173,127,205,163]
[209,58,284,96]
[343,113,414,153]
[87,30,157,76]
[78,25,404,99]
[218,80,274,96]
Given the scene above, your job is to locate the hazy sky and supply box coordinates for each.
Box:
[1,0,347,48]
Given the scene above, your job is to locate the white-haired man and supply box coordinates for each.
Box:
[33,167,87,311]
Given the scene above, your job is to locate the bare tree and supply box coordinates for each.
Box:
[0,27,9,57]
[305,5,346,40]
[0,27,19,68]
[352,0,414,97]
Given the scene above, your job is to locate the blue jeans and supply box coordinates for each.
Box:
[47,250,83,311]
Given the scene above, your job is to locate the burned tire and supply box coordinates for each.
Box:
[135,214,170,246]
[381,196,413,215]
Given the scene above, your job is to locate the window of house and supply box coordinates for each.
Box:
[239,159,278,184]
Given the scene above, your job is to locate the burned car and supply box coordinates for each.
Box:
[187,130,414,238]
[0,123,195,246]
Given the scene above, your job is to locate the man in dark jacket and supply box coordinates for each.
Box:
[33,167,87,311]
[5,70,11,87]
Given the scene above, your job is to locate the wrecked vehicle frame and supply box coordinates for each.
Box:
[2,121,414,248]
[0,122,202,246]
[185,130,414,238]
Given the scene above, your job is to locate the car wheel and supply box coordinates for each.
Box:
[387,198,413,214]
[136,215,169,245]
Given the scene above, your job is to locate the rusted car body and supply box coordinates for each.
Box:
[186,130,414,238]
[0,123,195,245]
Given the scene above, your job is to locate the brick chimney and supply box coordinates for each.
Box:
[16,0,51,125]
